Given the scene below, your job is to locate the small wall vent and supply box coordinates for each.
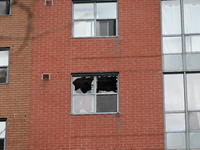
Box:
[45,0,53,6]
[42,73,50,80]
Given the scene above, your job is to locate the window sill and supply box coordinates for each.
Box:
[0,14,11,16]
[0,83,8,85]
[70,112,120,115]
[71,35,119,39]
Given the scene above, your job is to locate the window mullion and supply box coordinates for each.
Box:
[183,72,189,150]
[180,0,190,149]
[94,3,97,37]
[94,76,97,113]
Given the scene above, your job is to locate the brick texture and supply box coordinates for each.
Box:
[2,0,164,149]
[0,0,33,150]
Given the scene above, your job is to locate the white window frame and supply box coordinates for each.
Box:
[71,72,119,115]
[161,0,200,149]
[0,0,11,16]
[72,0,118,38]
[0,48,9,84]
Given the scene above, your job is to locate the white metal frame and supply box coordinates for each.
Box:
[72,1,118,38]
[71,73,119,115]
[161,0,200,149]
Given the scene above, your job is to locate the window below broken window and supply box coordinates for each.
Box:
[0,119,6,150]
[71,73,119,114]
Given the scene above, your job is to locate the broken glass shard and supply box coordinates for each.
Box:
[73,76,94,93]
[97,76,117,93]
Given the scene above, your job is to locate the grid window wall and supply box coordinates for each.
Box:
[72,0,117,38]
[0,48,9,84]
[0,119,6,150]
[71,73,119,115]
[162,0,200,149]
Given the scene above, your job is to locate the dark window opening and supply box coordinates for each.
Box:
[73,77,94,93]
[97,76,117,93]
[0,139,4,150]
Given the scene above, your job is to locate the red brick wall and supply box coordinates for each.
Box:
[0,1,32,149]
[31,0,164,149]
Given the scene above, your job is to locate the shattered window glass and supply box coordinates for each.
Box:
[71,73,119,114]
[72,76,94,93]
[97,75,117,93]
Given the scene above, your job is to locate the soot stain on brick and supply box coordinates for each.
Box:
[1,0,71,55]
[11,0,33,55]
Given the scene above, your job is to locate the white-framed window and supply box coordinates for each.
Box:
[161,0,200,149]
[71,72,119,114]
[72,0,118,38]
[0,119,6,150]
[0,48,9,84]
[0,0,11,15]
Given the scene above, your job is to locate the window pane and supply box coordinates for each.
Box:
[186,35,200,52]
[186,54,200,70]
[0,1,9,15]
[164,74,184,111]
[163,37,182,53]
[166,113,185,132]
[0,139,4,150]
[161,0,181,35]
[166,133,186,149]
[184,0,200,34]
[72,95,94,114]
[0,121,6,138]
[190,132,200,148]
[189,112,200,130]
[74,3,94,19]
[187,74,200,111]
[0,51,9,66]
[97,75,117,93]
[72,76,94,94]
[163,54,183,71]
[74,21,94,37]
[0,68,7,83]
[97,95,117,112]
[96,20,116,36]
[96,3,117,19]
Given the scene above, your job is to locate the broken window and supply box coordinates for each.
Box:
[0,119,6,150]
[0,0,10,15]
[72,0,117,37]
[0,48,9,84]
[71,73,119,114]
